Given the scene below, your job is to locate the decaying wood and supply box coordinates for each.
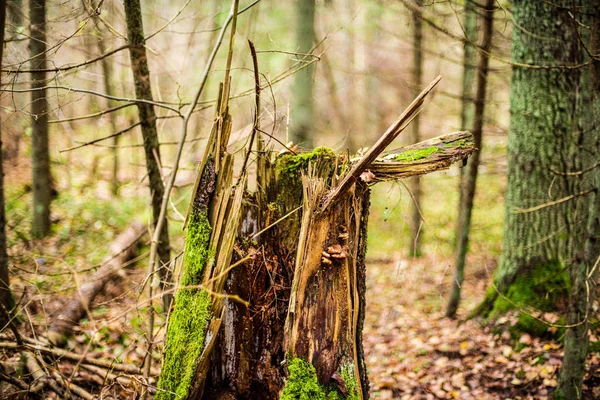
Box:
[47,222,146,347]
[160,69,475,399]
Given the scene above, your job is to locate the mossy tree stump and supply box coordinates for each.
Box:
[157,77,475,399]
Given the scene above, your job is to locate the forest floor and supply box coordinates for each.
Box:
[363,255,600,400]
[3,164,600,399]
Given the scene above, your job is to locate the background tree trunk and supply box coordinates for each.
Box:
[0,0,13,327]
[290,0,316,148]
[446,0,494,318]
[407,0,424,257]
[123,0,172,310]
[472,0,590,323]
[30,0,52,238]
[555,5,600,398]
[89,0,120,196]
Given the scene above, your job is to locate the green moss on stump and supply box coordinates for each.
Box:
[395,146,439,162]
[276,146,336,178]
[281,358,360,400]
[156,210,212,400]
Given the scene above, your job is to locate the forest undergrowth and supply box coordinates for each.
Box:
[2,162,599,399]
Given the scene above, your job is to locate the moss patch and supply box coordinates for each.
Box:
[490,261,570,337]
[276,147,336,177]
[281,358,360,400]
[395,146,439,162]
[156,210,212,400]
[281,358,325,400]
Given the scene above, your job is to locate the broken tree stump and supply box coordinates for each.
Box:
[157,74,475,400]
[47,222,146,347]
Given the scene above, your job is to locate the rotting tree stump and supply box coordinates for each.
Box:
[156,76,475,400]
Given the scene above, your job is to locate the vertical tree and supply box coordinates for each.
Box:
[87,0,120,195]
[0,0,14,325]
[555,6,600,398]
[30,0,51,237]
[123,0,172,308]
[407,0,424,257]
[446,0,495,318]
[472,1,591,321]
[290,0,316,148]
[458,0,477,148]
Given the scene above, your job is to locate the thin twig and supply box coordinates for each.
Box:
[513,189,594,214]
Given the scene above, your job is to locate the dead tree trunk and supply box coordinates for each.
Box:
[157,75,474,400]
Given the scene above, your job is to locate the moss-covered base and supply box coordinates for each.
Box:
[281,358,359,400]
[482,261,570,338]
[156,211,213,400]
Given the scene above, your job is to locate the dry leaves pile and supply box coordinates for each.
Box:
[363,256,600,400]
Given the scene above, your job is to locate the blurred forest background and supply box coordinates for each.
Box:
[0,0,598,399]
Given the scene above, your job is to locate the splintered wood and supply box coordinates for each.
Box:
[158,75,475,400]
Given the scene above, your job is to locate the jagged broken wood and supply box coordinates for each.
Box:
[157,74,475,400]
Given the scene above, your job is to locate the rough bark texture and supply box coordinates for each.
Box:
[555,5,600,398]
[123,0,172,309]
[290,0,316,148]
[47,223,146,347]
[0,0,13,328]
[30,0,51,238]
[408,0,424,257]
[473,0,590,320]
[446,0,494,318]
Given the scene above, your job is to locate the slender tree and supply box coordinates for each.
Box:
[472,1,591,320]
[555,6,600,398]
[30,0,52,237]
[290,0,316,148]
[87,0,120,195]
[446,0,495,318]
[123,0,172,309]
[407,0,424,257]
[0,0,14,326]
[458,0,477,147]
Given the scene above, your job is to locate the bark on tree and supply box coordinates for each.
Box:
[472,0,592,322]
[157,75,475,399]
[555,6,600,398]
[0,0,13,328]
[458,0,477,136]
[30,0,52,238]
[123,0,172,310]
[290,0,316,148]
[445,0,494,318]
[408,0,424,257]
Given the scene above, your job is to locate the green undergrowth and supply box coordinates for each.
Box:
[281,357,359,400]
[156,210,212,400]
[489,261,570,338]
[394,146,439,162]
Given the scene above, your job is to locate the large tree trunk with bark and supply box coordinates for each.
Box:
[157,75,475,399]
[30,0,52,238]
[555,5,600,398]
[472,0,592,324]
[123,0,172,310]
